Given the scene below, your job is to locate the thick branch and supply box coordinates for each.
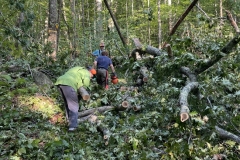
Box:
[195,33,240,74]
[215,126,240,143]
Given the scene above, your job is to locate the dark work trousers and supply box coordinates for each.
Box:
[97,68,108,89]
[58,85,79,128]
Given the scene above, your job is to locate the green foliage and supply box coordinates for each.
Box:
[0,0,240,159]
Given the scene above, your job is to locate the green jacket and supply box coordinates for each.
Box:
[55,67,91,92]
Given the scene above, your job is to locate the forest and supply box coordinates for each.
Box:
[0,0,240,159]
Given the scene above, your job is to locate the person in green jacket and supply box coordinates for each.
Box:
[55,66,96,131]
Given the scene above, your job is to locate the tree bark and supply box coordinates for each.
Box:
[179,82,199,122]
[48,0,59,60]
[96,0,103,39]
[215,126,240,143]
[140,66,149,82]
[179,67,198,122]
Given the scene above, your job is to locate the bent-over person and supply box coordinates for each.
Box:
[55,66,96,131]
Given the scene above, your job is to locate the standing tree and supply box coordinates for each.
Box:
[48,0,59,61]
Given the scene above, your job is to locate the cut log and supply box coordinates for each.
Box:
[78,106,114,117]
[140,66,149,82]
[179,82,199,122]
[115,101,129,111]
[97,124,111,145]
[215,126,240,143]
[78,87,90,101]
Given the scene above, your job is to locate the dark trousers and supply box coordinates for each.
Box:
[97,68,108,89]
[58,85,79,128]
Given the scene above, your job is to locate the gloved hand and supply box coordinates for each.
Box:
[111,72,117,78]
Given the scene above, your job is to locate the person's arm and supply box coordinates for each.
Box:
[93,60,97,69]
[110,64,115,73]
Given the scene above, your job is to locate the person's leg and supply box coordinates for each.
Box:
[58,86,69,120]
[59,85,79,129]
[104,70,109,89]
[97,69,107,88]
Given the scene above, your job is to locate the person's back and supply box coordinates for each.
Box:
[96,55,112,70]
[92,42,105,57]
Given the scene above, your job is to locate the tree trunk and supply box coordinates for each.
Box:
[96,0,103,40]
[48,0,59,61]
[157,0,162,49]
[60,0,73,50]
[167,0,172,34]
[70,0,77,55]
[103,0,126,47]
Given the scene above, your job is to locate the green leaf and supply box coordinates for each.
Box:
[17,147,26,155]
[0,75,12,82]
[225,140,236,147]
[234,90,240,96]
[0,81,10,86]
